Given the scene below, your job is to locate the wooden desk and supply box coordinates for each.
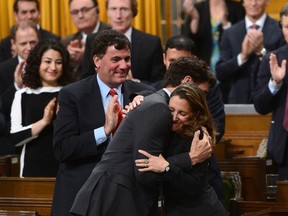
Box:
[0,177,55,216]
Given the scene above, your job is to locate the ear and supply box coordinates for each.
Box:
[93,55,101,69]
[182,75,193,83]
[13,12,19,23]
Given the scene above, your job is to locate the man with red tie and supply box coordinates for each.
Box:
[253,4,288,181]
[51,29,155,216]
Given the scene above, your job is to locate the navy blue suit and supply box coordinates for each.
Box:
[216,16,284,104]
[253,44,288,180]
[81,28,165,84]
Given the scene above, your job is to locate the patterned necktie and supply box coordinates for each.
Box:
[250,24,260,30]
[109,89,123,134]
[283,91,288,131]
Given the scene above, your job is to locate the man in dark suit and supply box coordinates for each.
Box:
[61,0,110,80]
[151,35,225,203]
[81,0,165,84]
[0,0,60,63]
[70,56,214,216]
[253,4,288,180]
[0,21,39,156]
[51,29,155,216]
[216,0,284,104]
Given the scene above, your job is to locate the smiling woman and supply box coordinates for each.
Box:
[9,39,75,177]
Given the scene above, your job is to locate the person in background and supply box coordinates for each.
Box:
[81,0,165,84]
[216,0,284,104]
[136,83,227,216]
[151,34,225,204]
[70,56,213,216]
[0,0,60,63]
[10,39,74,177]
[182,0,245,103]
[0,20,40,156]
[253,4,288,180]
[51,29,155,216]
[61,0,110,80]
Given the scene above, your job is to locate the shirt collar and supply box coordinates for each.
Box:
[81,21,100,42]
[97,74,122,99]
[123,27,132,42]
[245,13,267,32]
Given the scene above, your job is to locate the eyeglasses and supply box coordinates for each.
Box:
[70,5,97,16]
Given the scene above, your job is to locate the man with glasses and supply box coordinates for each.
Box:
[0,0,60,63]
[81,0,165,84]
[62,0,110,80]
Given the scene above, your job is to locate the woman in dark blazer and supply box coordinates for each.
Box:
[136,84,227,215]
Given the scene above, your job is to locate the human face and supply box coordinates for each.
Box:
[39,49,63,87]
[11,27,39,60]
[169,95,192,132]
[281,15,288,43]
[107,0,133,33]
[94,45,131,88]
[14,1,40,24]
[163,48,193,69]
[242,0,269,22]
[70,0,98,35]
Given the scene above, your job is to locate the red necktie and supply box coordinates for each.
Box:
[109,89,123,134]
[283,92,288,131]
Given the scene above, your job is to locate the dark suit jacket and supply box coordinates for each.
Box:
[253,44,288,165]
[0,57,18,95]
[216,16,284,104]
[0,27,60,63]
[61,22,110,47]
[70,90,192,216]
[81,28,165,84]
[163,133,227,215]
[51,75,155,216]
[182,0,245,65]
[61,22,111,80]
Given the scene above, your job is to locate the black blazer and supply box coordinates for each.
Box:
[182,0,245,65]
[0,57,18,95]
[0,27,60,63]
[216,16,284,103]
[51,75,155,216]
[253,44,288,165]
[163,133,227,215]
[81,28,165,83]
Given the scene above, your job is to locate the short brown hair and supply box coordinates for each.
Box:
[13,0,40,13]
[10,20,40,41]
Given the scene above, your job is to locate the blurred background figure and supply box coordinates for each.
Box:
[216,0,284,104]
[182,0,245,103]
[0,0,60,63]
[10,39,75,177]
[0,20,40,157]
[61,0,110,80]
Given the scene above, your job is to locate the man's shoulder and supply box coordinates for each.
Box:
[0,57,17,69]
[39,28,60,41]
[124,80,155,91]
[0,36,11,45]
[61,75,95,93]
[132,28,161,42]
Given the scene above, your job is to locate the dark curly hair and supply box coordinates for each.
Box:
[24,39,75,89]
[163,56,216,88]
[91,29,131,59]
[170,83,217,146]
